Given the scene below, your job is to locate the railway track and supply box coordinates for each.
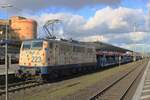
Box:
[89,60,148,100]
[60,59,148,100]
[0,80,43,96]
[0,60,148,100]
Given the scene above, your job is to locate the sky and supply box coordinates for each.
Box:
[0,0,150,52]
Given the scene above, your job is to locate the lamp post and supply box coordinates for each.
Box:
[0,4,13,100]
[132,23,145,61]
[133,23,136,61]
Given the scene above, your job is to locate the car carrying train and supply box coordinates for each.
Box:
[16,39,142,80]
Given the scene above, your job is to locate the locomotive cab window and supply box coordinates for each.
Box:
[22,42,31,50]
[31,41,43,49]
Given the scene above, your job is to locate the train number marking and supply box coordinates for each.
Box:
[32,56,41,62]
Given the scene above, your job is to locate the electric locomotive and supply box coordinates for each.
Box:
[17,39,96,80]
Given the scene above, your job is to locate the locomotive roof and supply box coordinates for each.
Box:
[86,41,132,53]
[22,38,95,48]
[21,38,144,57]
[22,39,132,53]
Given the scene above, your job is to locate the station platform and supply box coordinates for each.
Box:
[133,61,150,100]
[0,64,18,75]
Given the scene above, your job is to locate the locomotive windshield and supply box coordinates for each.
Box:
[22,40,43,50]
[31,41,43,49]
[22,41,31,50]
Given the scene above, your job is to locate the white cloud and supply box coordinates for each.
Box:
[83,7,144,33]
[80,35,109,42]
[0,0,149,52]
[25,6,146,40]
[120,43,150,52]
[129,32,147,42]
[147,2,150,9]
[0,0,121,12]
[22,6,149,52]
[107,31,148,42]
[25,13,86,38]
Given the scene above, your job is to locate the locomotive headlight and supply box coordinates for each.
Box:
[45,48,48,51]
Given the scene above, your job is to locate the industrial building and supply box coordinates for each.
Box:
[0,16,37,40]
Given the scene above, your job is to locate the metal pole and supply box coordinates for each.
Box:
[51,23,54,37]
[5,11,8,100]
[133,23,136,61]
[119,56,121,66]
[0,4,19,100]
